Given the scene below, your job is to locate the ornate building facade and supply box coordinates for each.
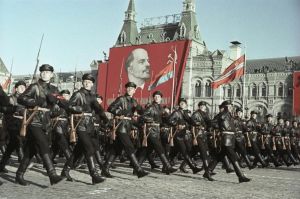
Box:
[114,0,299,120]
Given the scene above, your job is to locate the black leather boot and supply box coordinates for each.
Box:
[61,155,74,182]
[270,154,282,167]
[257,153,268,167]
[42,154,63,185]
[202,160,214,181]
[223,156,234,173]
[15,157,31,186]
[0,180,2,186]
[184,155,202,174]
[17,147,24,163]
[160,153,177,175]
[232,161,251,183]
[95,150,104,170]
[244,155,255,170]
[129,153,148,178]
[148,154,160,169]
[86,156,105,184]
[0,145,6,155]
[0,152,10,173]
[179,161,189,173]
[101,153,115,178]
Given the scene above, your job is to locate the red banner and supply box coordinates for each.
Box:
[97,40,191,109]
[293,71,300,116]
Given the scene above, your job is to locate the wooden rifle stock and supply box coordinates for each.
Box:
[192,126,198,146]
[142,123,148,147]
[168,127,174,147]
[261,135,265,149]
[272,137,277,150]
[282,137,286,150]
[111,119,117,142]
[246,132,252,147]
[213,130,217,148]
[20,107,39,137]
[69,114,76,143]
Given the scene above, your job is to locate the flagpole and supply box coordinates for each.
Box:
[7,58,13,94]
[242,44,247,118]
[171,46,177,112]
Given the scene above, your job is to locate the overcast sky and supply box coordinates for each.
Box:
[0,0,299,75]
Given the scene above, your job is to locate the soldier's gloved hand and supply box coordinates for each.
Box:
[46,94,58,105]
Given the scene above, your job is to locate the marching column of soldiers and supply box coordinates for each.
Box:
[0,64,299,186]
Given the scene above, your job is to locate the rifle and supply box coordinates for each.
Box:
[192,126,198,146]
[142,123,148,147]
[31,34,44,84]
[246,132,252,147]
[213,130,217,148]
[20,106,47,137]
[282,137,286,150]
[272,137,277,150]
[69,113,84,143]
[261,135,265,149]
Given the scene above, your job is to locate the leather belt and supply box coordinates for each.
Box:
[222,131,235,135]
[56,118,68,121]
[177,124,186,130]
[29,107,50,112]
[250,131,258,134]
[13,115,23,119]
[115,116,132,120]
[73,113,93,117]
[94,123,100,127]
[147,122,160,127]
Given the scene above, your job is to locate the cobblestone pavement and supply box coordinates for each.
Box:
[0,156,299,199]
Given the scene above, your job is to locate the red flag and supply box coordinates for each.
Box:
[293,71,300,116]
[1,77,12,90]
[211,55,245,89]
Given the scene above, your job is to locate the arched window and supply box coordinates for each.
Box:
[205,81,212,97]
[252,84,257,97]
[261,83,267,97]
[179,23,186,38]
[278,83,284,97]
[227,85,232,98]
[120,31,126,43]
[236,84,241,97]
[195,80,201,97]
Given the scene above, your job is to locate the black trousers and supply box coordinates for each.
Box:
[169,130,192,160]
[138,128,165,163]
[22,125,51,159]
[1,129,24,159]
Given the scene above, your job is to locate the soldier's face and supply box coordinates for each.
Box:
[179,101,187,109]
[128,49,150,80]
[293,122,297,127]
[97,98,102,104]
[237,111,243,118]
[82,80,94,90]
[285,121,290,126]
[267,117,273,123]
[62,94,70,101]
[199,105,206,111]
[16,85,26,94]
[227,105,233,112]
[153,95,162,104]
[40,71,53,82]
[252,114,257,119]
[126,86,136,96]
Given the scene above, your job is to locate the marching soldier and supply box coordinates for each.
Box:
[168,98,202,174]
[210,100,250,183]
[261,114,282,167]
[246,111,268,167]
[137,90,177,174]
[283,120,298,165]
[273,116,293,166]
[233,108,254,169]
[61,73,107,184]
[0,84,10,186]
[101,82,149,178]
[190,101,214,181]
[16,64,63,186]
[290,120,300,161]
[0,81,27,173]
[50,90,73,164]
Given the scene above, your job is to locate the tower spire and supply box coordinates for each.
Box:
[183,0,196,12]
[125,0,136,21]
[115,0,138,46]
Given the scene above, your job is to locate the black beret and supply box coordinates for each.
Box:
[250,111,258,115]
[60,89,70,95]
[198,101,207,107]
[220,100,232,107]
[236,107,243,113]
[265,114,273,118]
[152,90,163,97]
[277,116,284,120]
[125,82,137,88]
[39,64,54,72]
[14,80,26,88]
[82,73,95,83]
[178,98,187,104]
